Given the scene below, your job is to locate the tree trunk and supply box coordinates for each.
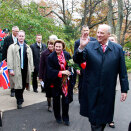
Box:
[116,0,123,44]
[107,0,114,33]
[62,0,66,21]
[81,0,88,26]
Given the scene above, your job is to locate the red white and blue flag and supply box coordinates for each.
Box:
[0,60,10,89]
[0,29,5,41]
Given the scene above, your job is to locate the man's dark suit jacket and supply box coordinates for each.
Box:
[30,43,46,72]
[74,37,96,53]
[2,34,14,60]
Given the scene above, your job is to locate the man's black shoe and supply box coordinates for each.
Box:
[34,90,38,93]
[41,89,46,93]
[56,119,62,124]
[17,104,22,109]
[10,92,15,97]
[63,121,70,126]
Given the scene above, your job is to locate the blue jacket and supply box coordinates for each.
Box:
[73,40,129,124]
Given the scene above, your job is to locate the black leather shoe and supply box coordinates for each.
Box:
[41,89,45,93]
[10,92,15,97]
[34,90,38,93]
[17,104,22,109]
[56,119,62,124]
[109,122,115,128]
[63,121,70,126]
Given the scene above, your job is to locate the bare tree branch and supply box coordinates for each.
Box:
[89,16,107,29]
[43,10,67,25]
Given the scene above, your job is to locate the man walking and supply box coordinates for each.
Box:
[30,34,46,93]
[2,26,19,97]
[74,25,96,52]
[74,25,96,103]
[7,30,34,109]
[73,24,129,131]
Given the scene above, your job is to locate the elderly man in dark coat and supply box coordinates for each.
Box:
[73,24,129,131]
[2,26,19,97]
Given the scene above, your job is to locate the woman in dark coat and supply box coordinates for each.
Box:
[47,39,73,126]
[39,40,54,112]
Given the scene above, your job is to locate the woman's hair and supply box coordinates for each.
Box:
[49,35,58,41]
[54,39,65,49]
[47,40,55,45]
[109,34,117,42]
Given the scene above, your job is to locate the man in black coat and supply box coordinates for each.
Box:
[74,25,96,53]
[74,25,96,103]
[2,26,19,97]
[73,24,129,131]
[30,34,46,92]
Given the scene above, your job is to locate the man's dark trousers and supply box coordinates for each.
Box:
[91,124,106,131]
[32,69,38,92]
[15,68,27,105]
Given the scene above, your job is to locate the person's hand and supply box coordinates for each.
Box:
[79,34,89,50]
[62,70,71,76]
[76,69,81,75]
[10,71,15,76]
[120,93,127,102]
[39,79,42,82]
[0,68,3,75]
[81,32,88,40]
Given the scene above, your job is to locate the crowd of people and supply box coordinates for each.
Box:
[0,24,130,131]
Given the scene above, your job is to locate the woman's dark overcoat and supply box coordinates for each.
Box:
[39,49,52,97]
[73,40,129,125]
[47,51,74,103]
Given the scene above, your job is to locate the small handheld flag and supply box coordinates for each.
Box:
[0,60,10,89]
[0,29,5,42]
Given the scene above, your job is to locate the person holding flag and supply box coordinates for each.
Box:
[0,64,3,127]
[0,60,10,127]
[2,26,19,97]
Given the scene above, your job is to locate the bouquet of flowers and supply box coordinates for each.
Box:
[67,59,81,74]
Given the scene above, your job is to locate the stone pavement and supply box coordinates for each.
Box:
[0,87,46,112]
[0,73,130,131]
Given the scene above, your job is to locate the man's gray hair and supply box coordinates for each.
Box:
[49,35,58,41]
[98,24,111,34]
[12,26,19,31]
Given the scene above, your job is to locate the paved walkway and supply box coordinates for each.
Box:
[0,74,130,131]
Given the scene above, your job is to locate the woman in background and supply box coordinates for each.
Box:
[39,40,54,112]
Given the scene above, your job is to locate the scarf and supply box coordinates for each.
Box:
[57,51,68,96]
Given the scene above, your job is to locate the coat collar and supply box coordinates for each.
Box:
[94,40,113,51]
[15,42,27,52]
[45,49,51,56]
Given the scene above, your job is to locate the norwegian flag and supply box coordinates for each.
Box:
[0,29,5,42]
[0,60,10,89]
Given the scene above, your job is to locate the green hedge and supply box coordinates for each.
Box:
[125,56,131,73]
